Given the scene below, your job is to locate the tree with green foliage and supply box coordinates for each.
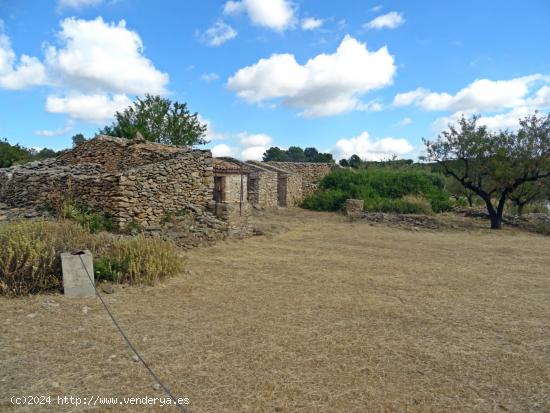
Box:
[509,179,549,215]
[0,139,30,167]
[338,154,414,169]
[72,133,87,147]
[262,147,288,161]
[423,113,550,229]
[446,176,478,207]
[32,148,58,160]
[0,139,59,167]
[99,94,207,146]
[304,147,319,160]
[262,146,334,163]
[286,146,306,162]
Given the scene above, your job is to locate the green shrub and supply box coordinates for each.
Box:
[0,220,184,296]
[93,256,130,283]
[303,167,452,214]
[426,190,452,213]
[301,189,347,211]
[60,202,114,234]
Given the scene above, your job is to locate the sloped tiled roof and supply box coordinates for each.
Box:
[213,157,251,173]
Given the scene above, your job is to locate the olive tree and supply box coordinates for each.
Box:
[423,113,550,229]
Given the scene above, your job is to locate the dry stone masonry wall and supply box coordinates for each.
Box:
[56,135,188,172]
[246,165,278,209]
[247,161,302,207]
[265,161,335,197]
[112,152,214,227]
[0,136,228,247]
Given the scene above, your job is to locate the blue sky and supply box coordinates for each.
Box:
[0,0,549,160]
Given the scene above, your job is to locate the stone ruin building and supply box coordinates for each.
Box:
[0,135,336,246]
[212,157,251,234]
[246,161,303,207]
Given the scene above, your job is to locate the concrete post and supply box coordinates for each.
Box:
[61,250,95,298]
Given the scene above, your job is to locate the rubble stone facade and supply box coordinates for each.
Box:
[246,161,302,207]
[0,136,228,247]
[265,161,335,197]
[246,164,278,209]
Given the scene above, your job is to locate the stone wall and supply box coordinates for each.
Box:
[265,161,335,197]
[216,173,247,204]
[246,165,278,209]
[0,160,119,213]
[285,173,303,207]
[112,151,214,227]
[57,135,189,172]
[0,152,214,229]
[0,136,214,227]
[210,201,251,237]
[246,161,302,207]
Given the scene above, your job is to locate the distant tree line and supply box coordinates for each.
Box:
[0,139,59,168]
[339,154,414,169]
[262,146,334,163]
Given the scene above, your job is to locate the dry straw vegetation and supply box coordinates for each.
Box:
[0,220,183,296]
[1,209,549,412]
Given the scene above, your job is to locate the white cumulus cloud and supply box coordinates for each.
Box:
[45,93,132,123]
[432,105,543,133]
[530,84,550,106]
[227,35,396,117]
[301,17,323,30]
[239,132,272,160]
[239,132,272,147]
[0,32,48,89]
[224,0,296,31]
[200,20,237,46]
[1,17,169,124]
[365,12,405,30]
[211,143,236,157]
[45,17,168,95]
[395,74,550,132]
[210,132,273,160]
[331,131,414,161]
[393,75,543,112]
[241,145,269,160]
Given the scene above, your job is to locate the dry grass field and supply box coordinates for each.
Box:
[1,209,549,412]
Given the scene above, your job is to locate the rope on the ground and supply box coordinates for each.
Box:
[77,254,187,413]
